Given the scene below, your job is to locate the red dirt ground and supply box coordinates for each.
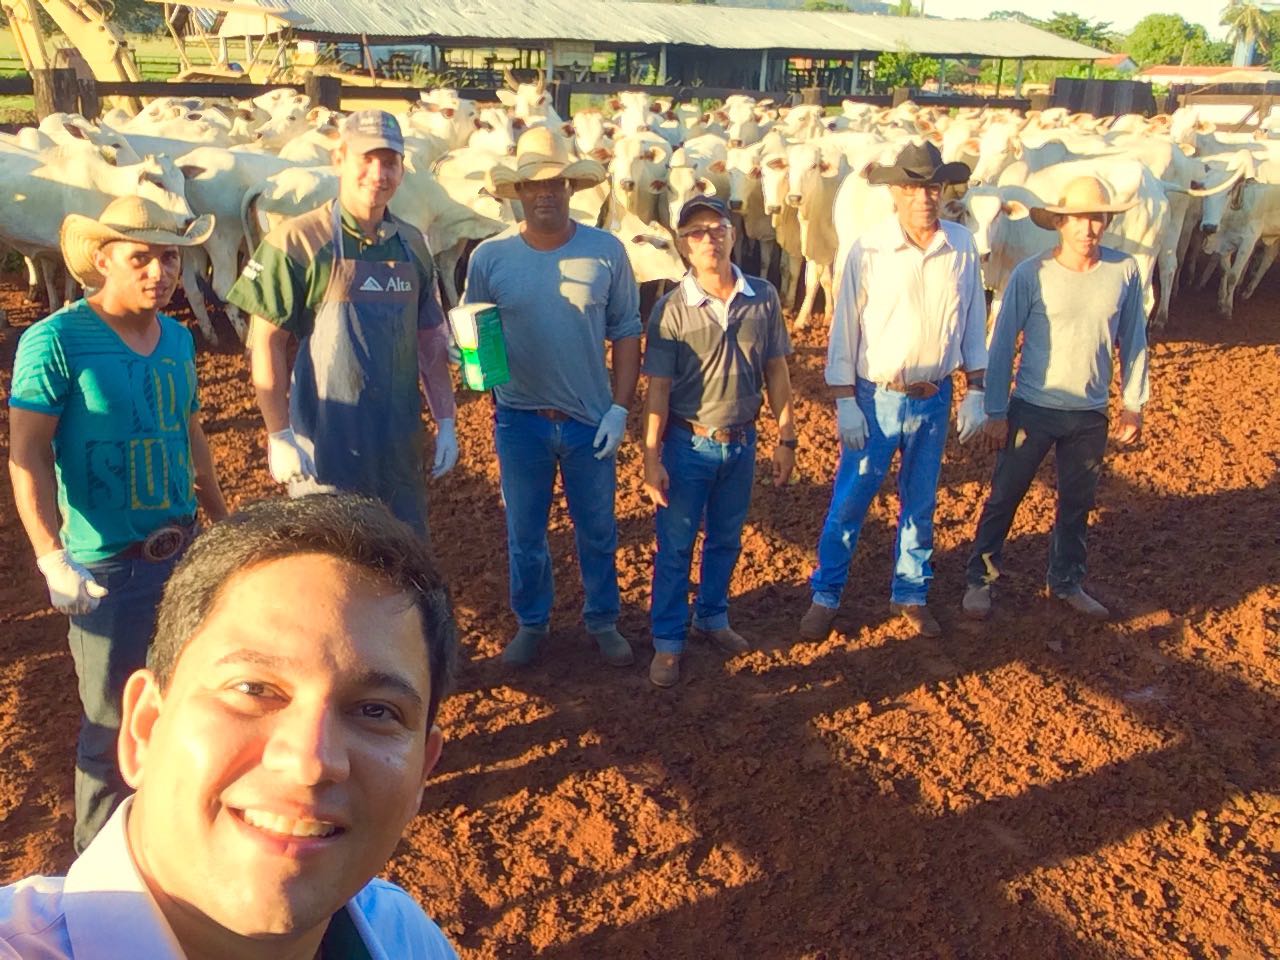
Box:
[1,275,1277,959]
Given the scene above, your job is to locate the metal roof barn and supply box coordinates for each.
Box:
[216,0,1106,61]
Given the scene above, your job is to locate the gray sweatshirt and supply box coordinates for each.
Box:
[985,247,1149,417]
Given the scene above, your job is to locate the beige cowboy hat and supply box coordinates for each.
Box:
[1029,176,1136,231]
[487,126,606,201]
[60,195,214,288]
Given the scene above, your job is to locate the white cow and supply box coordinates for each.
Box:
[604,131,672,230]
[775,141,848,328]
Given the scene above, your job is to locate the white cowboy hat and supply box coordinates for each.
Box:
[1029,176,1136,231]
[487,126,606,201]
[60,195,214,288]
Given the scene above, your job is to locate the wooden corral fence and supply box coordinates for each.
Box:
[1164,81,1280,133]
[0,68,1045,121]
[1049,77,1157,119]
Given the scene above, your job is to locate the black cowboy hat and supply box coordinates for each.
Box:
[864,140,971,186]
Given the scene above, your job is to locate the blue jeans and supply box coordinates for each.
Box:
[493,407,620,631]
[651,425,757,654]
[966,398,1108,595]
[810,377,951,608]
[67,552,180,853]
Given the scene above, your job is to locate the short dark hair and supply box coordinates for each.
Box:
[149,494,457,727]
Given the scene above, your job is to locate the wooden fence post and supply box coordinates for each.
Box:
[891,86,912,107]
[32,68,79,119]
[552,80,571,122]
[77,75,101,121]
[801,86,822,106]
[304,74,342,111]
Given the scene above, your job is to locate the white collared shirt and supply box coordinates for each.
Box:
[681,265,756,331]
[0,799,457,960]
[825,214,988,386]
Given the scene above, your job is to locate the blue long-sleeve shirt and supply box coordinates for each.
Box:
[985,247,1149,417]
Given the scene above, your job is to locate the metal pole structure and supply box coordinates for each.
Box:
[1014,58,1024,97]
[851,52,861,94]
[659,44,668,84]
[938,56,946,94]
[758,49,768,92]
[994,57,1002,98]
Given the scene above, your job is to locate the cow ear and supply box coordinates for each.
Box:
[590,146,613,162]
[99,145,119,165]
[512,117,526,131]
[696,177,715,196]
[750,166,761,179]
[941,199,966,220]
[819,160,833,174]
[609,98,623,111]
[648,146,667,162]
[961,137,980,156]
[562,122,575,136]
[602,122,618,137]
[765,156,787,171]
[1003,200,1030,221]
[709,159,726,173]
[179,164,206,180]
[496,90,516,107]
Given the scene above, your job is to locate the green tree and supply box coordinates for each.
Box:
[986,10,1043,26]
[872,50,939,90]
[1183,38,1234,65]
[1044,11,1114,49]
[803,0,847,9]
[1221,1,1271,64]
[1126,14,1208,66]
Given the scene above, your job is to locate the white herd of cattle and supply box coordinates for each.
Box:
[0,75,1265,344]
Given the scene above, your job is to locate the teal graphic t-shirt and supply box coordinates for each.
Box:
[9,300,200,562]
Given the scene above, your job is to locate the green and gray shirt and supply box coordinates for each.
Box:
[643,267,791,429]
[226,200,443,336]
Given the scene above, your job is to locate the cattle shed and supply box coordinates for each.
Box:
[215,0,1105,96]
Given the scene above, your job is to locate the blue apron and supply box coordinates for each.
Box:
[288,202,429,539]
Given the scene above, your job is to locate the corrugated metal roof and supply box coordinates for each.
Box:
[218,0,1106,60]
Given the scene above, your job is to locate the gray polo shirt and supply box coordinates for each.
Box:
[643,267,791,428]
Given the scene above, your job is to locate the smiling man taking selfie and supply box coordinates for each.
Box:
[0,494,459,959]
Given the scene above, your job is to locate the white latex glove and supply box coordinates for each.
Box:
[36,549,108,616]
[432,418,459,478]
[593,404,629,460]
[956,388,987,444]
[267,428,317,484]
[836,396,868,451]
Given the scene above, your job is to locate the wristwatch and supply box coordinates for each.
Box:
[779,438,798,450]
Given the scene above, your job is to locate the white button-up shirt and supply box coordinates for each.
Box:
[0,798,458,960]
[681,265,756,330]
[825,214,988,386]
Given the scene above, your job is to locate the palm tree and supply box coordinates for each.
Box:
[1221,1,1271,66]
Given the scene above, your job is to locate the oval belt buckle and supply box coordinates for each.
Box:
[142,525,186,563]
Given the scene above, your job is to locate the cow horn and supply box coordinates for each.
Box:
[503,68,518,91]
[535,69,546,95]
[1168,167,1245,198]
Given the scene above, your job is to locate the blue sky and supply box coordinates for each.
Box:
[925,0,1226,40]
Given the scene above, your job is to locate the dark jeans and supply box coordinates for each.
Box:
[67,552,180,853]
[966,398,1108,595]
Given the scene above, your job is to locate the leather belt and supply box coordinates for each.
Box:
[115,518,197,563]
[881,379,941,399]
[669,415,753,444]
[533,408,571,422]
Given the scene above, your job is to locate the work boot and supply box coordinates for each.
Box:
[694,625,750,654]
[590,626,635,667]
[649,651,681,687]
[798,602,838,640]
[962,584,992,620]
[1055,587,1110,620]
[502,624,548,666]
[890,602,942,638]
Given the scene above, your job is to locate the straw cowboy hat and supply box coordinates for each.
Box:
[864,139,971,187]
[487,126,606,201]
[1029,176,1136,231]
[60,195,214,288]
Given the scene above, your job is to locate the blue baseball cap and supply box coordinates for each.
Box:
[677,195,730,229]
[341,110,404,155]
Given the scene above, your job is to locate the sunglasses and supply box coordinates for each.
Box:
[680,222,731,242]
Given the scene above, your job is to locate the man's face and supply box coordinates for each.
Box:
[515,177,572,233]
[336,145,404,214]
[890,182,943,236]
[121,553,441,941]
[678,209,734,274]
[1058,211,1108,261]
[95,241,181,311]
